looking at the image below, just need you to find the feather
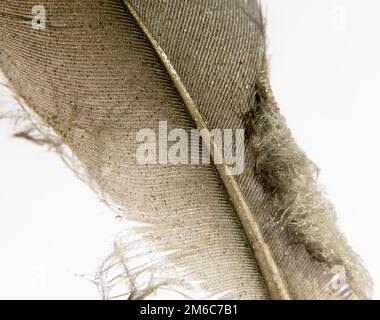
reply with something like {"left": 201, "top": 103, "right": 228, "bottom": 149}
{"left": 0, "top": 0, "right": 372, "bottom": 299}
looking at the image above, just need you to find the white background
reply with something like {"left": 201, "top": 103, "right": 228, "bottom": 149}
{"left": 0, "top": 0, "right": 379, "bottom": 299}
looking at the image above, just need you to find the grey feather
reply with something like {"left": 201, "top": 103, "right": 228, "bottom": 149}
{"left": 0, "top": 0, "right": 372, "bottom": 299}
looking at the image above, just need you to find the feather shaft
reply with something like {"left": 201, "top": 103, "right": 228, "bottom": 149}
{"left": 123, "top": 0, "right": 290, "bottom": 300}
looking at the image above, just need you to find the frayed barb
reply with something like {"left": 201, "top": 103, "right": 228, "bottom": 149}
{"left": 244, "top": 63, "right": 373, "bottom": 299}
{"left": 95, "top": 230, "right": 216, "bottom": 300}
